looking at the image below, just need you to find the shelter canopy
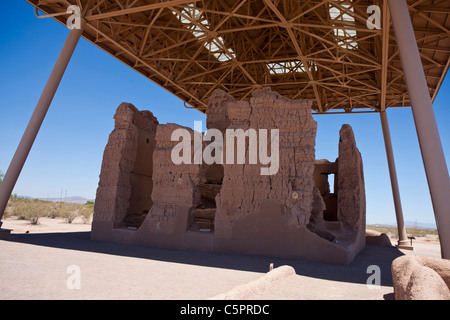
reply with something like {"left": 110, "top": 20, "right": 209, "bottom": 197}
{"left": 26, "top": 0, "right": 450, "bottom": 114}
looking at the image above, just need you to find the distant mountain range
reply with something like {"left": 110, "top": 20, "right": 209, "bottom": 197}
{"left": 404, "top": 220, "right": 437, "bottom": 230}
{"left": 17, "top": 195, "right": 94, "bottom": 204}
{"left": 369, "top": 220, "right": 437, "bottom": 230}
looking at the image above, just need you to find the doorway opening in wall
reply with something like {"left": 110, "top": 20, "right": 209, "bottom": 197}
{"left": 314, "top": 160, "right": 339, "bottom": 223}
{"left": 323, "top": 173, "right": 338, "bottom": 222}
{"left": 190, "top": 164, "right": 224, "bottom": 232}
{"left": 328, "top": 173, "right": 335, "bottom": 194}
{"left": 121, "top": 130, "right": 156, "bottom": 230}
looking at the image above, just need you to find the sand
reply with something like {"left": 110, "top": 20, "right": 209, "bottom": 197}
{"left": 2, "top": 216, "right": 91, "bottom": 234}
{"left": 0, "top": 217, "right": 442, "bottom": 300}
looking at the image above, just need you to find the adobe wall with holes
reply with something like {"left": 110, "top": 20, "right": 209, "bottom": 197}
{"left": 91, "top": 103, "right": 158, "bottom": 239}
{"left": 91, "top": 88, "right": 366, "bottom": 265}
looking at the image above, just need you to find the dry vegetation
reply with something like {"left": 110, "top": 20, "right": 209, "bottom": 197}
{"left": 367, "top": 224, "right": 438, "bottom": 239}
{"left": 3, "top": 196, "right": 437, "bottom": 240}
{"left": 4, "top": 197, "right": 93, "bottom": 225}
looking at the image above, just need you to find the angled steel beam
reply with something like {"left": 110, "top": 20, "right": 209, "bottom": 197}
{"left": 0, "top": 23, "right": 85, "bottom": 226}
{"left": 86, "top": 0, "right": 200, "bottom": 21}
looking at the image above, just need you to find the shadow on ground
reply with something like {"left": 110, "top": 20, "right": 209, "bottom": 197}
{"left": 4, "top": 231, "right": 403, "bottom": 287}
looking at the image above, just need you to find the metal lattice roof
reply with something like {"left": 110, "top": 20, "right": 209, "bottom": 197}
{"left": 25, "top": 0, "right": 450, "bottom": 114}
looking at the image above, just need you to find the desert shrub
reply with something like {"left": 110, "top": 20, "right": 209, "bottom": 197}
{"left": 4, "top": 201, "right": 14, "bottom": 219}
{"left": 27, "top": 200, "right": 47, "bottom": 225}
{"left": 64, "top": 210, "right": 79, "bottom": 224}
{"left": 11, "top": 199, "right": 33, "bottom": 220}
{"left": 6, "top": 198, "right": 94, "bottom": 225}
{"left": 60, "top": 203, "right": 93, "bottom": 224}
{"left": 367, "top": 225, "right": 438, "bottom": 239}
{"left": 27, "top": 211, "right": 41, "bottom": 225}
{"left": 60, "top": 203, "right": 80, "bottom": 223}
{"left": 79, "top": 205, "right": 93, "bottom": 224}
{"left": 10, "top": 199, "right": 44, "bottom": 225}
{"left": 45, "top": 202, "right": 62, "bottom": 219}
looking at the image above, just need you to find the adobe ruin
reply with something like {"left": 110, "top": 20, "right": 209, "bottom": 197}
{"left": 92, "top": 88, "right": 366, "bottom": 264}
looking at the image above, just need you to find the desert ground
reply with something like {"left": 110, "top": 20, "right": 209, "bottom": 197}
{"left": 0, "top": 217, "right": 442, "bottom": 300}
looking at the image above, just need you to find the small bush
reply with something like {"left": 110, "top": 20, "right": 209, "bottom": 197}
{"left": 28, "top": 211, "right": 41, "bottom": 225}
{"left": 59, "top": 203, "right": 78, "bottom": 224}
{"left": 11, "top": 199, "right": 33, "bottom": 220}
{"left": 9, "top": 199, "right": 44, "bottom": 225}
{"left": 5, "top": 198, "right": 94, "bottom": 225}
{"left": 80, "top": 205, "right": 93, "bottom": 224}
{"left": 46, "top": 203, "right": 62, "bottom": 219}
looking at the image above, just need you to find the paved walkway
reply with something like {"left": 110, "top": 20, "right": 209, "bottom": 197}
{"left": 0, "top": 229, "right": 440, "bottom": 300}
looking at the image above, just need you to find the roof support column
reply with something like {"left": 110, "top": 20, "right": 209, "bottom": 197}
{"left": 388, "top": 0, "right": 450, "bottom": 258}
{"left": 0, "top": 23, "right": 85, "bottom": 228}
{"left": 380, "top": 111, "right": 411, "bottom": 249}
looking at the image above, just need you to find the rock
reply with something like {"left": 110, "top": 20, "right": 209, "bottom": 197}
{"left": 209, "top": 265, "right": 296, "bottom": 300}
{"left": 391, "top": 255, "right": 450, "bottom": 300}
{"left": 366, "top": 229, "right": 393, "bottom": 247}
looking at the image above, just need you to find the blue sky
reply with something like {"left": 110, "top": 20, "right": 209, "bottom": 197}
{"left": 1, "top": 2, "right": 449, "bottom": 226}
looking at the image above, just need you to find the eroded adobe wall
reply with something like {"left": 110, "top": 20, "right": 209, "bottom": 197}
{"left": 214, "top": 87, "right": 316, "bottom": 238}
{"left": 92, "top": 103, "right": 158, "bottom": 238}
{"left": 337, "top": 124, "right": 366, "bottom": 231}
{"left": 309, "top": 125, "right": 366, "bottom": 248}
{"left": 138, "top": 123, "right": 204, "bottom": 234}
{"left": 206, "top": 89, "right": 233, "bottom": 132}
{"left": 92, "top": 90, "right": 366, "bottom": 264}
